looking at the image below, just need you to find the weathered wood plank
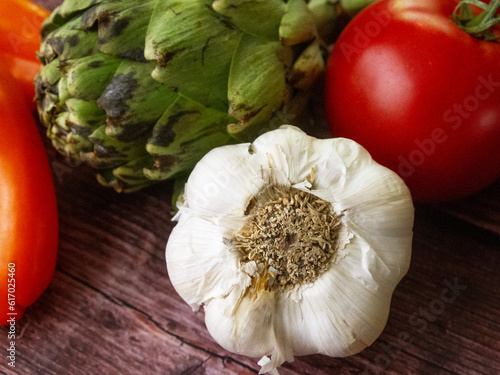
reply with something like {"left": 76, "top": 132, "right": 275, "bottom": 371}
{"left": 432, "top": 180, "right": 500, "bottom": 236}
{"left": 0, "top": 272, "right": 257, "bottom": 375}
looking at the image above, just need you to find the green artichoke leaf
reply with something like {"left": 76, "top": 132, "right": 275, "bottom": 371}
{"left": 279, "top": 0, "right": 317, "bottom": 46}
{"left": 39, "top": 17, "right": 99, "bottom": 64}
{"left": 39, "top": 81, "right": 104, "bottom": 164}
{"left": 47, "top": 98, "right": 105, "bottom": 161}
{"left": 35, "top": 60, "right": 63, "bottom": 127}
{"left": 37, "top": 91, "right": 60, "bottom": 130}
{"left": 65, "top": 98, "right": 107, "bottom": 131}
{"left": 82, "top": 0, "right": 157, "bottom": 62}
{"left": 145, "top": 0, "right": 240, "bottom": 112}
{"left": 340, "top": 0, "right": 378, "bottom": 16}
{"left": 56, "top": 75, "right": 71, "bottom": 104}
{"left": 55, "top": 0, "right": 103, "bottom": 19}
{"left": 96, "top": 154, "right": 156, "bottom": 193}
{"left": 81, "top": 125, "right": 150, "bottom": 169}
{"left": 212, "top": 0, "right": 285, "bottom": 40}
{"left": 35, "top": 58, "right": 62, "bottom": 100}
{"left": 227, "top": 33, "right": 293, "bottom": 141}
{"left": 288, "top": 40, "right": 325, "bottom": 91}
{"left": 37, "top": 58, "right": 62, "bottom": 87}
{"left": 41, "top": 0, "right": 104, "bottom": 36}
{"left": 144, "top": 95, "right": 235, "bottom": 181}
{"left": 308, "top": 0, "right": 339, "bottom": 43}
{"left": 64, "top": 52, "right": 122, "bottom": 101}
{"left": 96, "top": 59, "right": 178, "bottom": 143}
{"left": 51, "top": 111, "right": 94, "bottom": 162}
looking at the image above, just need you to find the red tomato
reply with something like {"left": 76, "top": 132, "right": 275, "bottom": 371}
{"left": 0, "top": 68, "right": 58, "bottom": 325}
{"left": 325, "top": 0, "right": 500, "bottom": 202}
{"left": 0, "top": 0, "right": 49, "bottom": 103}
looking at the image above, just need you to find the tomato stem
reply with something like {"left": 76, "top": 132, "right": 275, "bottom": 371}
{"left": 452, "top": 0, "right": 500, "bottom": 41}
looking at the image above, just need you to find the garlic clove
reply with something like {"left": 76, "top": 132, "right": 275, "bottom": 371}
{"left": 301, "top": 241, "right": 395, "bottom": 355}
{"left": 329, "top": 162, "right": 414, "bottom": 279}
{"left": 166, "top": 214, "right": 249, "bottom": 310}
{"left": 204, "top": 287, "right": 276, "bottom": 358}
{"left": 276, "top": 274, "right": 379, "bottom": 358}
{"left": 183, "top": 143, "right": 266, "bottom": 217}
{"left": 251, "top": 125, "right": 320, "bottom": 184}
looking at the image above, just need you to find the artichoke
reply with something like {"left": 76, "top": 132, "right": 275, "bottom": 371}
{"left": 35, "top": 0, "right": 339, "bottom": 192}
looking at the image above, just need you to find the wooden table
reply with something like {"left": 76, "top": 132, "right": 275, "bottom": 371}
{"left": 1, "top": 1, "right": 499, "bottom": 374}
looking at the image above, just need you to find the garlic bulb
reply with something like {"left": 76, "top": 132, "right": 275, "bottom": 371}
{"left": 166, "top": 125, "right": 414, "bottom": 374}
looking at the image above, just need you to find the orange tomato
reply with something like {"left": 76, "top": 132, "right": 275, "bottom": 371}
{"left": 0, "top": 68, "right": 58, "bottom": 325}
{"left": 0, "top": 0, "right": 49, "bottom": 103}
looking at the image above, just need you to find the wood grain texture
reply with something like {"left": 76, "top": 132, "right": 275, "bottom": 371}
{"left": 1, "top": 1, "right": 499, "bottom": 374}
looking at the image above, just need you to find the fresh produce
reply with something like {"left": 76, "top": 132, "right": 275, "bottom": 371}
{"left": 0, "top": 0, "right": 49, "bottom": 103}
{"left": 324, "top": 0, "right": 500, "bottom": 202}
{"left": 166, "top": 126, "right": 414, "bottom": 374}
{"left": 35, "top": 0, "right": 338, "bottom": 193}
{"left": 0, "top": 68, "right": 59, "bottom": 325}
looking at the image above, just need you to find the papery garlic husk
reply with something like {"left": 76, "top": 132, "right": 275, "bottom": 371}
{"left": 166, "top": 125, "right": 414, "bottom": 374}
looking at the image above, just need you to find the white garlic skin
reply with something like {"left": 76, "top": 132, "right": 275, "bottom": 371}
{"left": 166, "top": 125, "right": 414, "bottom": 373}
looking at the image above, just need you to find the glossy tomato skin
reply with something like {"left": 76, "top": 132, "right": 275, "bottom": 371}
{"left": 0, "top": 69, "right": 58, "bottom": 325}
{"left": 0, "top": 0, "right": 49, "bottom": 103}
{"left": 325, "top": 0, "right": 500, "bottom": 202}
